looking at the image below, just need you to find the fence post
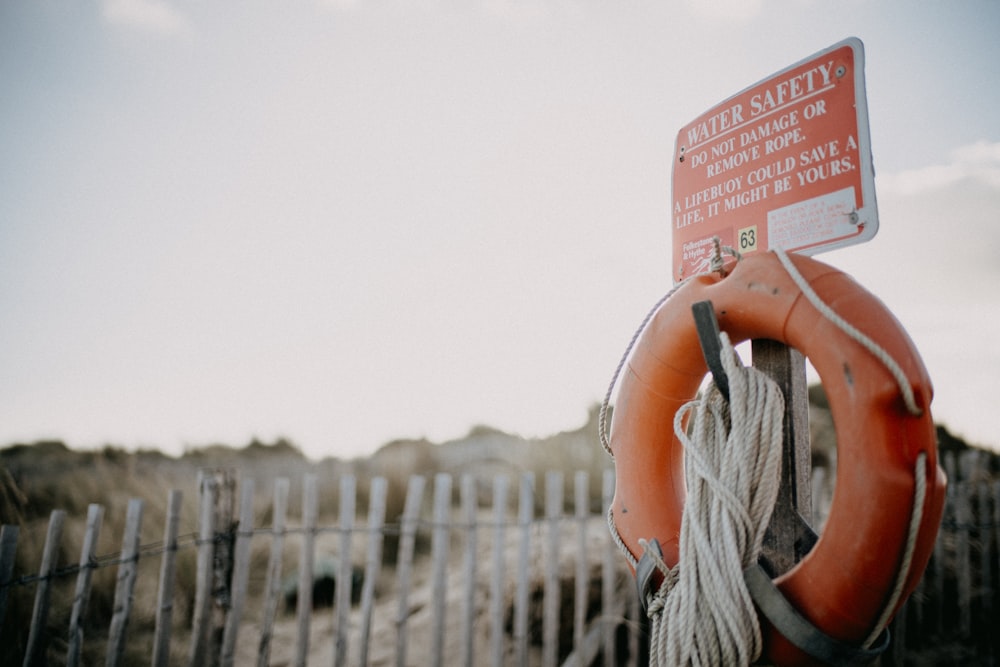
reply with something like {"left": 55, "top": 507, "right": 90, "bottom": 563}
{"left": 993, "top": 480, "right": 1000, "bottom": 661}
{"left": 977, "top": 479, "right": 992, "bottom": 619}
{"left": 394, "top": 474, "right": 426, "bottom": 667}
{"left": 221, "top": 479, "right": 255, "bottom": 667}
{"left": 257, "top": 478, "right": 290, "bottom": 667}
{"left": 334, "top": 474, "right": 356, "bottom": 667}
{"left": 430, "top": 473, "right": 453, "bottom": 666}
{"left": 24, "top": 509, "right": 65, "bottom": 667}
{"left": 574, "top": 471, "right": 588, "bottom": 667}
{"left": 152, "top": 489, "right": 183, "bottom": 667}
{"left": 460, "top": 474, "right": 477, "bottom": 667}
{"left": 294, "top": 473, "right": 318, "bottom": 667}
{"left": 514, "top": 472, "right": 534, "bottom": 666}
{"left": 753, "top": 341, "right": 812, "bottom": 574}
{"left": 543, "top": 471, "right": 564, "bottom": 667}
{"left": 601, "top": 469, "right": 617, "bottom": 667}
{"left": 955, "top": 480, "right": 972, "bottom": 638}
{"left": 358, "top": 476, "right": 388, "bottom": 667}
{"left": 188, "top": 469, "right": 238, "bottom": 667}
{"left": 490, "top": 476, "right": 509, "bottom": 667}
{"left": 67, "top": 503, "right": 104, "bottom": 667}
{"left": 0, "top": 524, "right": 19, "bottom": 631}
{"left": 212, "top": 470, "right": 237, "bottom": 661}
{"left": 106, "top": 498, "right": 144, "bottom": 667}
{"left": 932, "top": 451, "right": 954, "bottom": 637}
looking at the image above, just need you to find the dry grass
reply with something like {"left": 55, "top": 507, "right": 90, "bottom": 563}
{"left": 0, "top": 406, "right": 615, "bottom": 665}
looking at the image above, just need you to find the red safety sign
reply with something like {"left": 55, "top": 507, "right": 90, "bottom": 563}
{"left": 671, "top": 37, "right": 877, "bottom": 281}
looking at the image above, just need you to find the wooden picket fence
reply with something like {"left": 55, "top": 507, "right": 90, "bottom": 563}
{"left": 1, "top": 455, "right": 998, "bottom": 666}
{"left": 1, "top": 469, "right": 643, "bottom": 667}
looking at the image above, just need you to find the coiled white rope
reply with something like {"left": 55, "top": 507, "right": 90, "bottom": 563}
{"left": 642, "top": 332, "right": 785, "bottom": 666}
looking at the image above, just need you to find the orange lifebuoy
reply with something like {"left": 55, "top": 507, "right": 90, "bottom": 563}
{"left": 609, "top": 250, "right": 946, "bottom": 665}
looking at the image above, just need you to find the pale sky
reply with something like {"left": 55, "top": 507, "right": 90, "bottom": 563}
{"left": 2, "top": 0, "right": 998, "bottom": 459}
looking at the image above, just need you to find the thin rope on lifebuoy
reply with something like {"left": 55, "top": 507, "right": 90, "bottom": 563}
{"left": 599, "top": 239, "right": 740, "bottom": 459}
{"left": 772, "top": 246, "right": 922, "bottom": 416}
{"left": 864, "top": 450, "right": 927, "bottom": 647}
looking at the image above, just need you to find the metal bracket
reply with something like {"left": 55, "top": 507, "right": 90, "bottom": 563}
{"left": 744, "top": 562, "right": 890, "bottom": 665}
{"left": 635, "top": 538, "right": 663, "bottom": 616}
{"left": 691, "top": 300, "right": 730, "bottom": 402}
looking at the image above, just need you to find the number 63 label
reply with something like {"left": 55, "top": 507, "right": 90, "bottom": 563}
{"left": 738, "top": 225, "right": 758, "bottom": 253}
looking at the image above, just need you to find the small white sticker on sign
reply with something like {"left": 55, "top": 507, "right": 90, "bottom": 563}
{"left": 767, "top": 186, "right": 858, "bottom": 253}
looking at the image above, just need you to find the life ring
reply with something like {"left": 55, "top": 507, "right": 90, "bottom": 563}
{"left": 608, "top": 250, "right": 946, "bottom": 665}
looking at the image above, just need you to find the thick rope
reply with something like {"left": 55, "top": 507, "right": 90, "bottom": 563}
{"left": 642, "top": 332, "right": 785, "bottom": 666}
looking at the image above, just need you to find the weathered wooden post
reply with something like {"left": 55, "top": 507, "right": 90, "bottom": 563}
{"left": 107, "top": 499, "right": 144, "bottom": 667}
{"left": 257, "top": 478, "right": 290, "bottom": 667}
{"left": 0, "top": 524, "right": 19, "bottom": 631}
{"left": 67, "top": 503, "right": 105, "bottom": 667}
{"left": 220, "top": 479, "right": 255, "bottom": 667}
{"left": 753, "top": 341, "right": 814, "bottom": 574}
{"left": 293, "top": 473, "right": 317, "bottom": 667}
{"left": 189, "top": 468, "right": 237, "bottom": 667}
{"left": 393, "top": 474, "right": 426, "bottom": 667}
{"left": 24, "top": 509, "right": 65, "bottom": 667}
{"left": 152, "top": 489, "right": 183, "bottom": 667}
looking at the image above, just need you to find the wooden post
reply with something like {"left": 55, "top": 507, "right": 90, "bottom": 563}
{"left": 334, "top": 474, "right": 356, "bottom": 667}
{"left": 24, "top": 509, "right": 65, "bottom": 667}
{"left": 489, "top": 476, "right": 509, "bottom": 667}
{"left": 67, "top": 504, "right": 104, "bottom": 667}
{"left": 221, "top": 480, "right": 255, "bottom": 667}
{"left": 212, "top": 470, "right": 237, "bottom": 663}
{"left": 977, "top": 479, "right": 992, "bottom": 619}
{"left": 752, "top": 340, "right": 813, "bottom": 574}
{"left": 601, "top": 469, "right": 617, "bottom": 667}
{"left": 293, "top": 473, "right": 318, "bottom": 667}
{"left": 931, "top": 455, "right": 952, "bottom": 636}
{"left": 543, "top": 471, "right": 564, "bottom": 667}
{"left": 189, "top": 469, "right": 237, "bottom": 667}
{"left": 0, "top": 524, "right": 20, "bottom": 631}
{"left": 628, "top": 568, "right": 643, "bottom": 666}
{"left": 955, "top": 480, "right": 972, "bottom": 638}
{"left": 394, "top": 474, "right": 426, "bottom": 667}
{"left": 107, "top": 499, "right": 144, "bottom": 667}
{"left": 573, "top": 471, "right": 588, "bottom": 667}
{"left": 152, "top": 490, "right": 183, "bottom": 667}
{"left": 358, "top": 476, "right": 387, "bottom": 667}
{"left": 189, "top": 474, "right": 219, "bottom": 667}
{"left": 429, "top": 473, "right": 452, "bottom": 666}
{"left": 514, "top": 472, "right": 534, "bottom": 667}
{"left": 993, "top": 481, "right": 1000, "bottom": 660}
{"left": 257, "top": 478, "right": 290, "bottom": 667}
{"left": 459, "top": 475, "right": 478, "bottom": 667}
